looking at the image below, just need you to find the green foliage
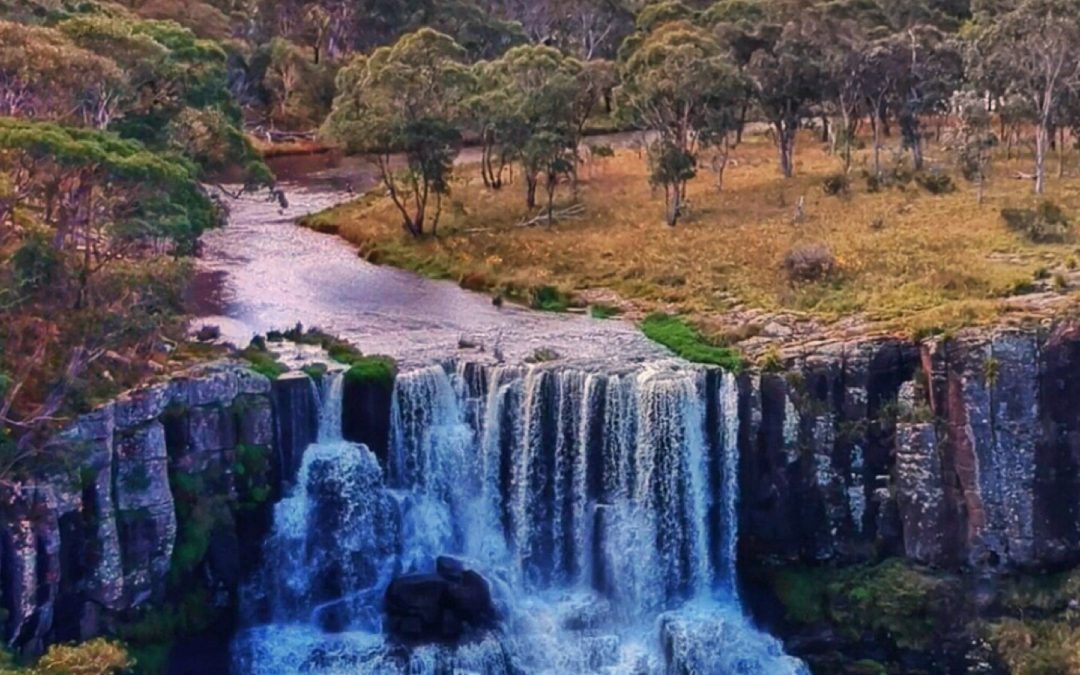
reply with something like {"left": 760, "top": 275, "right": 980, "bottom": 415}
{"left": 769, "top": 560, "right": 955, "bottom": 651}
{"left": 640, "top": 313, "right": 743, "bottom": 370}
{"left": 988, "top": 619, "right": 1080, "bottom": 675}
{"left": 233, "top": 444, "right": 272, "bottom": 508}
{"left": 1002, "top": 201, "right": 1072, "bottom": 243}
{"left": 237, "top": 344, "right": 287, "bottom": 380}
{"left": 530, "top": 285, "right": 571, "bottom": 312}
{"left": 322, "top": 28, "right": 470, "bottom": 236}
{"left": 589, "top": 304, "right": 623, "bottom": 319}
{"left": 344, "top": 356, "right": 398, "bottom": 391}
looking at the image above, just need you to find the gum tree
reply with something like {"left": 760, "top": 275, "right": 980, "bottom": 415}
{"left": 618, "top": 20, "right": 745, "bottom": 225}
{"left": 322, "top": 29, "right": 472, "bottom": 237}
{"left": 973, "top": 0, "right": 1080, "bottom": 194}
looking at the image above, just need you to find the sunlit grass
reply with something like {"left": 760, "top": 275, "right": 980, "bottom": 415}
{"left": 304, "top": 128, "right": 1080, "bottom": 342}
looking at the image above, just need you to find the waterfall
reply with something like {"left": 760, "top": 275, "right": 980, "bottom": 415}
{"left": 234, "top": 362, "right": 806, "bottom": 674}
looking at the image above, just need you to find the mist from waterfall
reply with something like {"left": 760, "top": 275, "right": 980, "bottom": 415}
{"left": 233, "top": 363, "right": 807, "bottom": 674}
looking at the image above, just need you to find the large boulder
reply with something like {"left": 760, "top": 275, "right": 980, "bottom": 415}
{"left": 383, "top": 556, "right": 497, "bottom": 644}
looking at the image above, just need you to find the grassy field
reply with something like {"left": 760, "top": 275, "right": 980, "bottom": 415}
{"left": 301, "top": 128, "right": 1080, "bottom": 348}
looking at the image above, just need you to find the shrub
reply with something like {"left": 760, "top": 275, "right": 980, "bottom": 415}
{"left": 914, "top": 171, "right": 956, "bottom": 195}
{"left": 863, "top": 171, "right": 882, "bottom": 193}
{"left": 640, "top": 314, "right": 743, "bottom": 371}
{"left": 530, "top": 285, "right": 570, "bottom": 312}
{"left": 1002, "top": 201, "right": 1072, "bottom": 243}
{"left": 32, "top": 638, "right": 132, "bottom": 675}
{"left": 783, "top": 243, "right": 837, "bottom": 282}
{"left": 590, "top": 304, "right": 623, "bottom": 319}
{"left": 822, "top": 172, "right": 850, "bottom": 196}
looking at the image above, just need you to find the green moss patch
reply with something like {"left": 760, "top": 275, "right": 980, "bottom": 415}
{"left": 237, "top": 345, "right": 287, "bottom": 379}
{"left": 344, "top": 356, "right": 398, "bottom": 391}
{"left": 640, "top": 313, "right": 743, "bottom": 371}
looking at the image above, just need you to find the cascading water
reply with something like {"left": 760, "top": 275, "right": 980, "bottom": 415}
{"left": 233, "top": 362, "right": 807, "bottom": 674}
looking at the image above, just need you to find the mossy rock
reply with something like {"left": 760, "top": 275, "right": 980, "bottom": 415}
{"left": 344, "top": 356, "right": 397, "bottom": 391}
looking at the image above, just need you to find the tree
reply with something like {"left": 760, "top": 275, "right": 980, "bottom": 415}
{"left": 951, "top": 90, "right": 996, "bottom": 204}
{"left": 747, "top": 20, "right": 829, "bottom": 178}
{"left": 322, "top": 29, "right": 471, "bottom": 237}
{"left": 973, "top": 0, "right": 1080, "bottom": 194}
{"left": 0, "top": 21, "right": 126, "bottom": 128}
{"left": 618, "top": 21, "right": 745, "bottom": 224}
{"left": 485, "top": 44, "right": 583, "bottom": 213}
{"left": 0, "top": 119, "right": 216, "bottom": 458}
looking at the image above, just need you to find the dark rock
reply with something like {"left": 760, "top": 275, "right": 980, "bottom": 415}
{"left": 384, "top": 560, "right": 497, "bottom": 645}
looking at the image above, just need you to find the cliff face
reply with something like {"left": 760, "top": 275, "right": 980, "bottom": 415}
{"left": 737, "top": 322, "right": 1080, "bottom": 572}
{"left": 8, "top": 322, "right": 1080, "bottom": 662}
{"left": 0, "top": 363, "right": 318, "bottom": 657}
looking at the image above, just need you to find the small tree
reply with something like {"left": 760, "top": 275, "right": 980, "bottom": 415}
{"left": 618, "top": 21, "right": 744, "bottom": 224}
{"left": 747, "top": 22, "right": 829, "bottom": 178}
{"left": 973, "top": 0, "right": 1080, "bottom": 194}
{"left": 322, "top": 29, "right": 471, "bottom": 237}
{"left": 485, "top": 44, "right": 583, "bottom": 213}
{"left": 951, "top": 91, "right": 996, "bottom": 204}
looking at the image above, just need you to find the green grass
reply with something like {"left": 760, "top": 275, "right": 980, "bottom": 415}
{"left": 237, "top": 345, "right": 287, "bottom": 379}
{"left": 590, "top": 304, "right": 623, "bottom": 319}
{"left": 530, "top": 285, "right": 571, "bottom": 312}
{"left": 640, "top": 313, "right": 743, "bottom": 371}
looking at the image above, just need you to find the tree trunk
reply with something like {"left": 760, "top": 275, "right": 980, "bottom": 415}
{"left": 777, "top": 120, "right": 796, "bottom": 179}
{"left": 546, "top": 173, "right": 557, "bottom": 225}
{"left": 871, "top": 112, "right": 883, "bottom": 178}
{"left": 1036, "top": 120, "right": 1048, "bottom": 195}
{"left": 526, "top": 175, "right": 538, "bottom": 208}
{"left": 666, "top": 184, "right": 681, "bottom": 227}
{"left": 1059, "top": 126, "right": 1067, "bottom": 180}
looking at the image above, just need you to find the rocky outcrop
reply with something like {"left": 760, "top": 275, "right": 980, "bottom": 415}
{"left": 384, "top": 556, "right": 497, "bottom": 644}
{"left": 0, "top": 362, "right": 318, "bottom": 656}
{"left": 738, "top": 321, "right": 1080, "bottom": 572}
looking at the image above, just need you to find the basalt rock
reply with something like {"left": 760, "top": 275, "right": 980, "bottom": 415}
{"left": 384, "top": 556, "right": 497, "bottom": 644}
{"left": 0, "top": 361, "right": 319, "bottom": 656}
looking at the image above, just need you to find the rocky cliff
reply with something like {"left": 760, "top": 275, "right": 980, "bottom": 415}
{"left": 0, "top": 363, "right": 318, "bottom": 661}
{"left": 734, "top": 322, "right": 1080, "bottom": 573}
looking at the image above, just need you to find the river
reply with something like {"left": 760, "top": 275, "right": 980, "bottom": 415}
{"left": 191, "top": 137, "right": 665, "bottom": 368}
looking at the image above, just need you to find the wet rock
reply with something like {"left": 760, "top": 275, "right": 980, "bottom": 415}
{"left": 384, "top": 557, "right": 497, "bottom": 644}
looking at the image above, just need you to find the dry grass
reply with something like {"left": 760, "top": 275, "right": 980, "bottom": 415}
{"left": 304, "top": 128, "right": 1080, "bottom": 341}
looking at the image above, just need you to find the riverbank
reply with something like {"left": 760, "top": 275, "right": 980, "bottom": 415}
{"left": 301, "top": 130, "right": 1080, "bottom": 357}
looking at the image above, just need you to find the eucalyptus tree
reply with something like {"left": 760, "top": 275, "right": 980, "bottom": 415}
{"left": 322, "top": 29, "right": 472, "bottom": 237}
{"left": 618, "top": 20, "right": 745, "bottom": 225}
{"left": 746, "top": 20, "right": 829, "bottom": 178}
{"left": 485, "top": 44, "right": 584, "bottom": 214}
{"left": 971, "top": 0, "right": 1080, "bottom": 194}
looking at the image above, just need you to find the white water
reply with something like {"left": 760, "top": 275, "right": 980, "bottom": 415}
{"left": 233, "top": 364, "right": 806, "bottom": 674}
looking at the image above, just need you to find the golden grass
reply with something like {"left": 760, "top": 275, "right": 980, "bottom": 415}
{"left": 304, "top": 129, "right": 1080, "bottom": 341}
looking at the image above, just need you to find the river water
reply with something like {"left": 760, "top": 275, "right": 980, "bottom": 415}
{"left": 191, "top": 141, "right": 666, "bottom": 368}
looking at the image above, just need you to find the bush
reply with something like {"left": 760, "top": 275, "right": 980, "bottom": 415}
{"left": 914, "top": 171, "right": 956, "bottom": 195}
{"left": 1002, "top": 201, "right": 1072, "bottom": 243}
{"left": 783, "top": 243, "right": 837, "bottom": 282}
{"left": 530, "top": 285, "right": 570, "bottom": 312}
{"left": 822, "top": 172, "right": 850, "bottom": 196}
